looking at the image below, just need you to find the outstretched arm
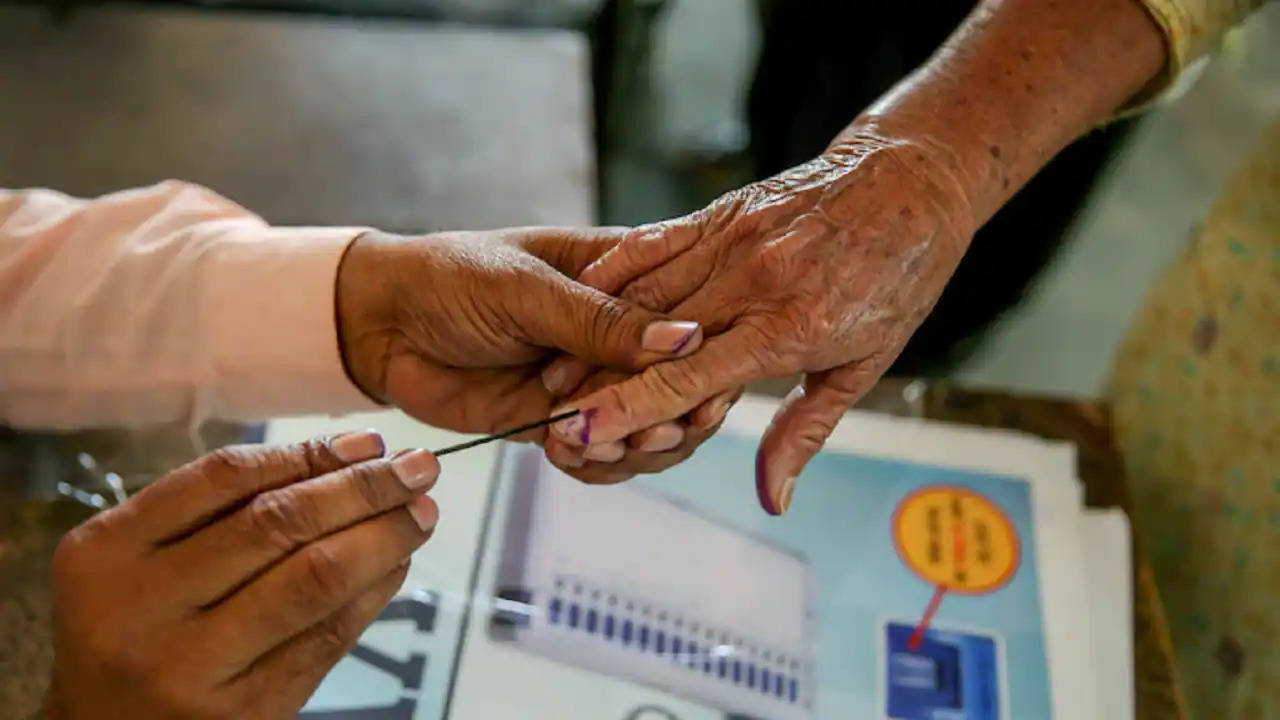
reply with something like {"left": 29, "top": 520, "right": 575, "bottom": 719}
{"left": 548, "top": 0, "right": 1262, "bottom": 513}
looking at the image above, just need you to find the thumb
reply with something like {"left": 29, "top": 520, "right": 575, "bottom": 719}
{"left": 755, "top": 364, "right": 870, "bottom": 515}
{"left": 523, "top": 272, "right": 704, "bottom": 371}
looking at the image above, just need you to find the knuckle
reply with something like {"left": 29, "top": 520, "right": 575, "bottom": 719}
{"left": 643, "top": 363, "right": 701, "bottom": 403}
{"left": 298, "top": 438, "right": 333, "bottom": 477}
{"left": 740, "top": 316, "right": 800, "bottom": 368}
{"left": 246, "top": 489, "right": 317, "bottom": 553}
{"left": 197, "top": 444, "right": 263, "bottom": 477}
{"left": 587, "top": 298, "right": 631, "bottom": 345}
{"left": 620, "top": 277, "right": 667, "bottom": 311}
{"left": 796, "top": 306, "right": 836, "bottom": 349}
{"left": 315, "top": 613, "right": 359, "bottom": 656}
{"left": 749, "top": 241, "right": 796, "bottom": 290}
{"left": 346, "top": 462, "right": 395, "bottom": 513}
{"left": 299, "top": 543, "right": 352, "bottom": 606}
{"left": 618, "top": 234, "right": 657, "bottom": 265}
{"left": 704, "top": 188, "right": 749, "bottom": 231}
{"left": 200, "top": 442, "right": 314, "bottom": 487}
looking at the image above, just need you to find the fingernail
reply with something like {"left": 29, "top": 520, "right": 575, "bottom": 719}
{"left": 583, "top": 441, "right": 626, "bottom": 463}
{"left": 329, "top": 430, "right": 385, "bottom": 463}
{"left": 642, "top": 321, "right": 701, "bottom": 356}
{"left": 776, "top": 476, "right": 797, "bottom": 514}
{"left": 634, "top": 423, "right": 684, "bottom": 452}
{"left": 541, "top": 362, "right": 568, "bottom": 395}
{"left": 407, "top": 495, "right": 438, "bottom": 531}
{"left": 552, "top": 406, "right": 595, "bottom": 446}
{"left": 699, "top": 397, "right": 733, "bottom": 430}
{"left": 391, "top": 449, "right": 440, "bottom": 491}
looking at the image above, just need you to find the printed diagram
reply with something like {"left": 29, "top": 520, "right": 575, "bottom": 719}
{"left": 883, "top": 486, "right": 1019, "bottom": 720}
{"left": 893, "top": 485, "right": 1020, "bottom": 597}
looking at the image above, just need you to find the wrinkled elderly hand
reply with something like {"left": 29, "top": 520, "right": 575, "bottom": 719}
{"left": 335, "top": 228, "right": 704, "bottom": 447}
{"left": 546, "top": 126, "right": 976, "bottom": 512}
{"left": 46, "top": 431, "right": 438, "bottom": 719}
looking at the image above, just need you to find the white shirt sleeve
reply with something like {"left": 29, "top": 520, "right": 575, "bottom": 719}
{"left": 0, "top": 180, "right": 380, "bottom": 429}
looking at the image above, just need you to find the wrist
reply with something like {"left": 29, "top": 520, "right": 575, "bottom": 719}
{"left": 824, "top": 123, "right": 980, "bottom": 255}
{"left": 836, "top": 0, "right": 1165, "bottom": 225}
{"left": 335, "top": 230, "right": 402, "bottom": 403}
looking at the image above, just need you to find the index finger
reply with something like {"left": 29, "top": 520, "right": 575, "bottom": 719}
{"left": 547, "top": 324, "right": 782, "bottom": 446}
{"left": 578, "top": 218, "right": 704, "bottom": 294}
{"left": 123, "top": 432, "right": 385, "bottom": 545}
{"left": 157, "top": 449, "right": 438, "bottom": 607}
{"left": 503, "top": 226, "right": 631, "bottom": 278}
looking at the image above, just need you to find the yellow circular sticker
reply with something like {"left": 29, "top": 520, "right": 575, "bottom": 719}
{"left": 892, "top": 485, "right": 1020, "bottom": 595}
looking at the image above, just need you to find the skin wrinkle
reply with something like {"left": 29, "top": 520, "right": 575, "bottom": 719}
{"left": 549, "top": 0, "right": 1167, "bottom": 511}
{"left": 559, "top": 133, "right": 969, "bottom": 442}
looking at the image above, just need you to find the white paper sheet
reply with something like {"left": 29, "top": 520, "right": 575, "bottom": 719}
{"left": 1080, "top": 509, "right": 1135, "bottom": 720}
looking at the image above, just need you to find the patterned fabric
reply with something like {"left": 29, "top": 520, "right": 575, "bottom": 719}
{"left": 1136, "top": 0, "right": 1268, "bottom": 88}
{"left": 1111, "top": 118, "right": 1280, "bottom": 719}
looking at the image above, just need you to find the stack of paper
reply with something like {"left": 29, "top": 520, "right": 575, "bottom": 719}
{"left": 268, "top": 393, "right": 1133, "bottom": 720}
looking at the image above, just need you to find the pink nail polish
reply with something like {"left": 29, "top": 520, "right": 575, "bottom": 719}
{"left": 329, "top": 429, "right": 385, "bottom": 463}
{"left": 777, "top": 476, "right": 797, "bottom": 513}
{"left": 541, "top": 362, "right": 567, "bottom": 396}
{"left": 641, "top": 321, "right": 701, "bottom": 355}
{"left": 408, "top": 496, "right": 438, "bottom": 531}
{"left": 391, "top": 449, "right": 439, "bottom": 491}
{"left": 583, "top": 441, "right": 626, "bottom": 463}
{"left": 636, "top": 424, "right": 684, "bottom": 452}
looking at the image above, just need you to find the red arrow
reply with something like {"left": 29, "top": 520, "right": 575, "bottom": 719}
{"left": 908, "top": 584, "right": 947, "bottom": 651}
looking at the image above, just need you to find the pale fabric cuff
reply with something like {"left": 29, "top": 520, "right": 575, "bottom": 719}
{"left": 200, "top": 224, "right": 382, "bottom": 421}
{"left": 1121, "top": 0, "right": 1256, "bottom": 116}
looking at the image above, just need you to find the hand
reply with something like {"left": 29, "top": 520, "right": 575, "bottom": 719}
{"left": 541, "top": 0, "right": 1168, "bottom": 511}
{"left": 542, "top": 367, "right": 742, "bottom": 485}
{"left": 45, "top": 431, "right": 440, "bottom": 719}
{"left": 335, "top": 227, "right": 703, "bottom": 443}
{"left": 545, "top": 127, "right": 976, "bottom": 513}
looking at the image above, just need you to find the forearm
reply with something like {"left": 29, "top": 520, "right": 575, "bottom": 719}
{"left": 838, "top": 0, "right": 1167, "bottom": 228}
{"left": 0, "top": 182, "right": 376, "bottom": 429}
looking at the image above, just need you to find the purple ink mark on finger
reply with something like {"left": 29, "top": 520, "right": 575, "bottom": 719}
{"left": 579, "top": 408, "right": 597, "bottom": 445}
{"left": 671, "top": 326, "right": 699, "bottom": 354}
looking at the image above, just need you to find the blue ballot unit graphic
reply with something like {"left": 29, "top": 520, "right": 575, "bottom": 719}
{"left": 883, "top": 622, "right": 1002, "bottom": 720}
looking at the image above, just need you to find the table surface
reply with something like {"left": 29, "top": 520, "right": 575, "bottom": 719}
{"left": 0, "top": 380, "right": 1184, "bottom": 719}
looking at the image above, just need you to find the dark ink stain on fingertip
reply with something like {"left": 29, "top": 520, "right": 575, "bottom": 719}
{"left": 672, "top": 327, "right": 699, "bottom": 354}
{"left": 580, "top": 408, "right": 597, "bottom": 445}
{"left": 754, "top": 448, "right": 771, "bottom": 511}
